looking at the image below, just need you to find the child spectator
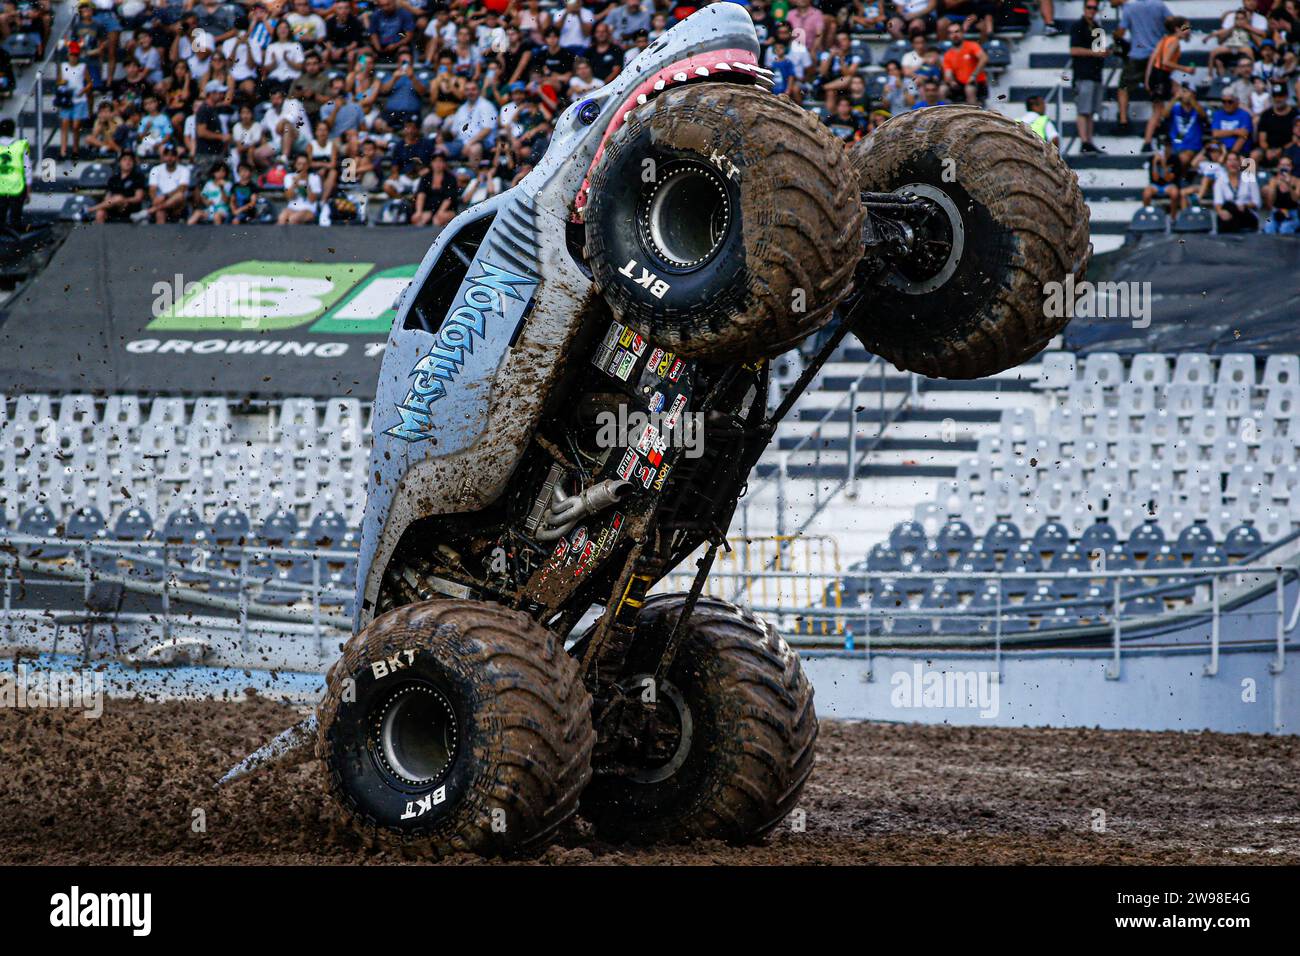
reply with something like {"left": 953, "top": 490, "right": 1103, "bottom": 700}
{"left": 230, "top": 163, "right": 260, "bottom": 223}
{"left": 279, "top": 153, "right": 322, "bottom": 223}
{"left": 188, "top": 160, "right": 233, "bottom": 223}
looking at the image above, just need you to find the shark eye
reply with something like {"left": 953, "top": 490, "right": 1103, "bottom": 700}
{"left": 577, "top": 100, "right": 601, "bottom": 125}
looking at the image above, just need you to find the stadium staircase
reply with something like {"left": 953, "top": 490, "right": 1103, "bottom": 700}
{"left": 990, "top": 0, "right": 1244, "bottom": 252}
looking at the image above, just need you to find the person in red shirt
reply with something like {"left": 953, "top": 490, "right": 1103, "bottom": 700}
{"left": 940, "top": 20, "right": 988, "bottom": 104}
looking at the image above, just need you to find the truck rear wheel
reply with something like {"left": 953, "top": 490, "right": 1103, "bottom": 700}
{"left": 584, "top": 83, "right": 862, "bottom": 363}
{"left": 847, "top": 105, "right": 1090, "bottom": 379}
{"left": 316, "top": 599, "right": 594, "bottom": 856}
{"left": 579, "top": 595, "right": 817, "bottom": 845}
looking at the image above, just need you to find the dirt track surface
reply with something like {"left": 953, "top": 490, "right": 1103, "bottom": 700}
{"left": 2, "top": 695, "right": 1298, "bottom": 865}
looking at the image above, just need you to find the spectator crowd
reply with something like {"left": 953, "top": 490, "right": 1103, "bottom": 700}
{"left": 17, "top": 0, "right": 1048, "bottom": 226}
{"left": 1086, "top": 0, "right": 1300, "bottom": 234}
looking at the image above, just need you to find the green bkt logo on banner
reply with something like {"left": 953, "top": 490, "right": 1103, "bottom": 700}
{"left": 146, "top": 260, "right": 417, "bottom": 333}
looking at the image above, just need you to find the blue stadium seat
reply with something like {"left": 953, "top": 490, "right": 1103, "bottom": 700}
{"left": 1004, "top": 543, "right": 1042, "bottom": 574}
{"left": 111, "top": 507, "right": 162, "bottom": 581}
{"left": 870, "top": 584, "right": 906, "bottom": 635}
{"left": 867, "top": 542, "right": 903, "bottom": 573}
{"left": 1172, "top": 205, "right": 1214, "bottom": 234}
{"left": 1049, "top": 545, "right": 1090, "bottom": 574}
{"left": 1123, "top": 595, "right": 1163, "bottom": 616}
{"left": 1174, "top": 524, "right": 1215, "bottom": 562}
{"left": 984, "top": 37, "right": 1011, "bottom": 67}
{"left": 1031, "top": 521, "right": 1070, "bottom": 561}
{"left": 889, "top": 520, "right": 928, "bottom": 555}
{"left": 838, "top": 560, "right": 870, "bottom": 605}
{"left": 1097, "top": 545, "right": 1136, "bottom": 572}
{"left": 916, "top": 548, "right": 950, "bottom": 573}
{"left": 1126, "top": 205, "right": 1169, "bottom": 240}
{"left": 258, "top": 509, "right": 300, "bottom": 547}
{"left": 60, "top": 195, "right": 95, "bottom": 222}
{"left": 378, "top": 199, "right": 411, "bottom": 225}
{"left": 1124, "top": 522, "right": 1166, "bottom": 561}
{"left": 112, "top": 507, "right": 154, "bottom": 540}
{"left": 17, "top": 504, "right": 64, "bottom": 559}
{"left": 1191, "top": 544, "right": 1227, "bottom": 568}
{"left": 936, "top": 519, "right": 974, "bottom": 555}
{"left": 305, "top": 509, "right": 350, "bottom": 548}
{"left": 1222, "top": 524, "right": 1262, "bottom": 560}
{"left": 2, "top": 34, "right": 41, "bottom": 63}
{"left": 163, "top": 508, "right": 213, "bottom": 583}
{"left": 1078, "top": 522, "right": 1119, "bottom": 556}
{"left": 1052, "top": 573, "right": 1087, "bottom": 600}
{"left": 984, "top": 520, "right": 1022, "bottom": 553}
{"left": 258, "top": 559, "right": 311, "bottom": 606}
{"left": 66, "top": 506, "right": 106, "bottom": 541}
{"left": 66, "top": 506, "right": 113, "bottom": 572}
{"left": 956, "top": 544, "right": 995, "bottom": 574}
{"left": 1145, "top": 546, "right": 1192, "bottom": 599}
{"left": 211, "top": 507, "right": 252, "bottom": 547}
{"left": 1001, "top": 572, "right": 1036, "bottom": 600}
{"left": 882, "top": 38, "right": 911, "bottom": 64}
{"left": 78, "top": 163, "right": 112, "bottom": 190}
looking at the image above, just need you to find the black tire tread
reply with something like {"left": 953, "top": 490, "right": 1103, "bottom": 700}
{"left": 316, "top": 599, "right": 595, "bottom": 855}
{"left": 850, "top": 105, "right": 1090, "bottom": 379}
{"left": 585, "top": 83, "right": 863, "bottom": 361}
{"left": 583, "top": 594, "right": 818, "bottom": 845}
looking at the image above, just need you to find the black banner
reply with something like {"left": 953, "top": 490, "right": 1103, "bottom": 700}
{"left": 1065, "top": 234, "right": 1300, "bottom": 355}
{"left": 0, "top": 225, "right": 437, "bottom": 399}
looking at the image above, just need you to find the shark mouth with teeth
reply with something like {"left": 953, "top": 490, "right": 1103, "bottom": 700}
{"left": 573, "top": 51, "right": 775, "bottom": 216}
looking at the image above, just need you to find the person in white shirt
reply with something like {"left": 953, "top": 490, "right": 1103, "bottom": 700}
{"left": 279, "top": 153, "right": 323, "bottom": 223}
{"left": 145, "top": 144, "right": 192, "bottom": 222}
{"left": 442, "top": 81, "right": 499, "bottom": 165}
{"left": 222, "top": 31, "right": 265, "bottom": 98}
{"left": 58, "top": 43, "right": 93, "bottom": 160}
{"left": 1212, "top": 150, "right": 1261, "bottom": 232}
{"left": 556, "top": 0, "right": 593, "bottom": 49}
{"left": 568, "top": 58, "right": 605, "bottom": 98}
{"left": 286, "top": 0, "right": 327, "bottom": 44}
{"left": 261, "top": 89, "right": 309, "bottom": 162}
{"left": 264, "top": 20, "right": 305, "bottom": 89}
{"left": 230, "top": 103, "right": 267, "bottom": 172}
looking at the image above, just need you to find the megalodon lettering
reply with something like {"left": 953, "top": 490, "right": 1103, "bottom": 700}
{"left": 386, "top": 261, "right": 537, "bottom": 442}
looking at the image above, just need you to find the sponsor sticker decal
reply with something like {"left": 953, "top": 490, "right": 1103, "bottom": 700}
{"left": 616, "top": 449, "right": 637, "bottom": 480}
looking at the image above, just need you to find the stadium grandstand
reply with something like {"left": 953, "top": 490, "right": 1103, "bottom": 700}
{"left": 1, "top": 0, "right": 1297, "bottom": 733}
{"left": 3, "top": 0, "right": 1298, "bottom": 248}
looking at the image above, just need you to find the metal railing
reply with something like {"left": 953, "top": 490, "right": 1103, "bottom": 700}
{"left": 0, "top": 532, "right": 354, "bottom": 655}
{"left": 740, "top": 353, "right": 916, "bottom": 542}
{"left": 692, "top": 561, "right": 1295, "bottom": 678}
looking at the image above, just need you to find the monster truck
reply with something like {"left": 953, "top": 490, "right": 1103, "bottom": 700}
{"left": 226, "top": 4, "right": 1089, "bottom": 854}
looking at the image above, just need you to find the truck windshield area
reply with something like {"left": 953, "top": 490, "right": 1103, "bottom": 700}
{"left": 404, "top": 212, "right": 498, "bottom": 334}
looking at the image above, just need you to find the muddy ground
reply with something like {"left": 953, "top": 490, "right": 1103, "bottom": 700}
{"left": 2, "top": 694, "right": 1297, "bottom": 865}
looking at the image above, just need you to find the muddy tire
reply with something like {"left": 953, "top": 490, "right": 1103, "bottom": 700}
{"left": 847, "top": 105, "right": 1090, "bottom": 379}
{"left": 579, "top": 595, "right": 817, "bottom": 844}
{"left": 316, "top": 599, "right": 594, "bottom": 856}
{"left": 584, "top": 82, "right": 862, "bottom": 362}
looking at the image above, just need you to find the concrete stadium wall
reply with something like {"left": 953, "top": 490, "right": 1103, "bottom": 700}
{"left": 803, "top": 644, "right": 1297, "bottom": 735}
